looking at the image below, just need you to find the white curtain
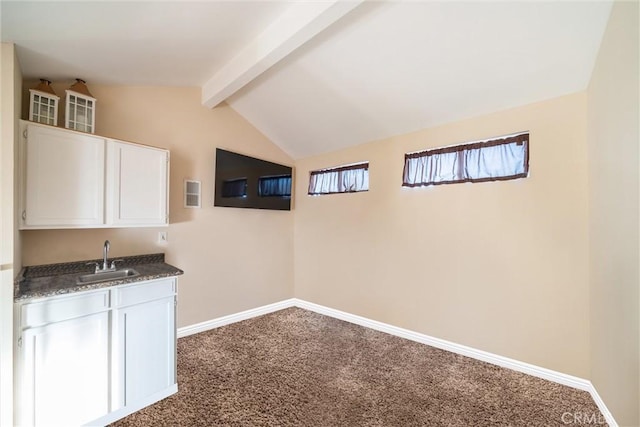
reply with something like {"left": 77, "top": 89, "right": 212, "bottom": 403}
{"left": 403, "top": 150, "right": 461, "bottom": 186}
{"left": 308, "top": 164, "right": 369, "bottom": 195}
{"left": 403, "top": 134, "right": 529, "bottom": 187}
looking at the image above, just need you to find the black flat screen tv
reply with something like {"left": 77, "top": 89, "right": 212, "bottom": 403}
{"left": 214, "top": 148, "right": 292, "bottom": 211}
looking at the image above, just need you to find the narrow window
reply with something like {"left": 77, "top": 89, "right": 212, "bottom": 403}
{"left": 259, "top": 175, "right": 292, "bottom": 197}
{"left": 308, "top": 162, "right": 369, "bottom": 195}
{"left": 402, "top": 133, "right": 529, "bottom": 187}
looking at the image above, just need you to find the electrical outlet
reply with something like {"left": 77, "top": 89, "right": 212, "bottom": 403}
{"left": 158, "top": 231, "right": 168, "bottom": 243}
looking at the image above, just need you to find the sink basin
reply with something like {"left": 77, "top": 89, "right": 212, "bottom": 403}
{"left": 77, "top": 268, "right": 140, "bottom": 284}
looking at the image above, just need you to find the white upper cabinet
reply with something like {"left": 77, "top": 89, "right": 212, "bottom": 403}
{"left": 20, "top": 121, "right": 169, "bottom": 229}
{"left": 107, "top": 141, "right": 168, "bottom": 226}
{"left": 23, "top": 123, "right": 105, "bottom": 227}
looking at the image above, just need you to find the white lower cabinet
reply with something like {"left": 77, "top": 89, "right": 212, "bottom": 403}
{"left": 117, "top": 297, "right": 175, "bottom": 405}
{"left": 113, "top": 280, "right": 176, "bottom": 409}
{"left": 15, "top": 278, "right": 178, "bottom": 427}
{"left": 21, "top": 312, "right": 110, "bottom": 427}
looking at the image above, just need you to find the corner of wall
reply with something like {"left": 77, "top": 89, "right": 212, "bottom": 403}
{"left": 586, "top": 1, "right": 640, "bottom": 425}
{"left": 13, "top": 45, "right": 23, "bottom": 274}
{"left": 0, "top": 40, "right": 22, "bottom": 427}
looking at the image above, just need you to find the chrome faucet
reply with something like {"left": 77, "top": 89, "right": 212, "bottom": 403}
{"left": 86, "top": 240, "right": 123, "bottom": 273}
{"left": 102, "top": 240, "right": 110, "bottom": 271}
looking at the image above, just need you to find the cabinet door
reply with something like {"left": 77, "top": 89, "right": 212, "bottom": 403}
{"left": 116, "top": 296, "right": 175, "bottom": 407}
{"left": 18, "top": 312, "right": 110, "bottom": 427}
{"left": 23, "top": 124, "right": 105, "bottom": 227}
{"left": 107, "top": 141, "right": 168, "bottom": 226}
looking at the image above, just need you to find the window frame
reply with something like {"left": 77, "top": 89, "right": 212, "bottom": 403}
{"left": 402, "top": 133, "right": 529, "bottom": 187}
{"left": 308, "top": 162, "right": 369, "bottom": 196}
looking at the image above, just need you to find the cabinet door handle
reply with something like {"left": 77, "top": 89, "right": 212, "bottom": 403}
{"left": 22, "top": 211, "right": 26, "bottom": 220}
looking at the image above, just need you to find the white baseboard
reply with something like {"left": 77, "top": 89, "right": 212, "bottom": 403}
{"left": 293, "top": 299, "right": 618, "bottom": 427}
{"left": 177, "top": 298, "right": 618, "bottom": 426}
{"left": 295, "top": 299, "right": 590, "bottom": 387}
{"left": 586, "top": 383, "right": 618, "bottom": 427}
{"left": 89, "top": 384, "right": 177, "bottom": 426}
{"left": 177, "top": 298, "right": 296, "bottom": 338}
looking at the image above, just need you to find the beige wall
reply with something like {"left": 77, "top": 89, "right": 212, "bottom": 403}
{"left": 587, "top": 1, "right": 639, "bottom": 425}
{"left": 19, "top": 84, "right": 294, "bottom": 328}
{"left": 1, "top": 42, "right": 22, "bottom": 427}
{"left": 294, "top": 93, "right": 591, "bottom": 378}
{"left": 13, "top": 5, "right": 638, "bottom": 421}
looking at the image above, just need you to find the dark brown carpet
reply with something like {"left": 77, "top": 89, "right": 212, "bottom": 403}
{"left": 112, "top": 307, "right": 606, "bottom": 426}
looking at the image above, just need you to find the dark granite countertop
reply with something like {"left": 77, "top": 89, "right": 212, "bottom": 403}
{"left": 14, "top": 253, "right": 183, "bottom": 302}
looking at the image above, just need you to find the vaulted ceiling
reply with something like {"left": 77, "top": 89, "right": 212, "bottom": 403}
{"left": 1, "top": 1, "right": 613, "bottom": 159}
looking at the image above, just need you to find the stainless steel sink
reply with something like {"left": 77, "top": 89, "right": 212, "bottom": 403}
{"left": 77, "top": 268, "right": 140, "bottom": 284}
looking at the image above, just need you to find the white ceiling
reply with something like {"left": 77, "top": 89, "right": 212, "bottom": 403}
{"left": 1, "top": 1, "right": 613, "bottom": 159}
{"left": 0, "top": 1, "right": 290, "bottom": 86}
